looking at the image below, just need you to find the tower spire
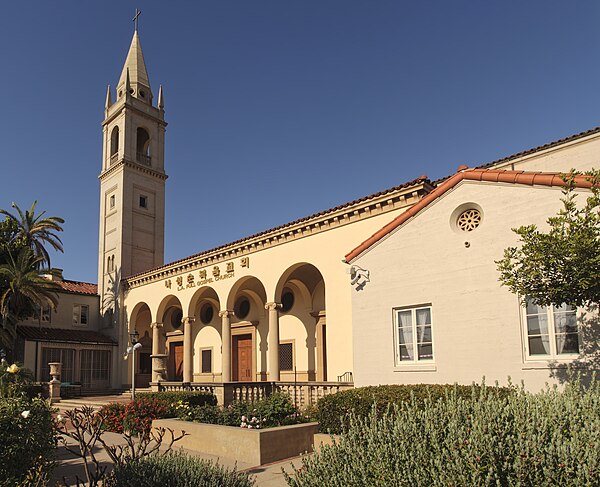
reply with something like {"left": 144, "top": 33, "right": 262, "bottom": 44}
{"left": 105, "top": 85, "right": 112, "bottom": 110}
{"left": 117, "top": 29, "right": 152, "bottom": 104}
{"left": 158, "top": 84, "right": 164, "bottom": 110}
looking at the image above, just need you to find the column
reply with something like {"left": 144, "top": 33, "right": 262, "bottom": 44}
{"left": 266, "top": 302, "right": 282, "bottom": 382}
{"left": 219, "top": 310, "right": 233, "bottom": 382}
{"left": 150, "top": 322, "right": 165, "bottom": 384}
{"left": 183, "top": 317, "right": 195, "bottom": 383}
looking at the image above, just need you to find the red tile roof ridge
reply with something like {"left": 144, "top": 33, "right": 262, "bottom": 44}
{"left": 345, "top": 169, "right": 596, "bottom": 263}
{"left": 126, "top": 175, "right": 431, "bottom": 281}
{"left": 57, "top": 280, "right": 98, "bottom": 295}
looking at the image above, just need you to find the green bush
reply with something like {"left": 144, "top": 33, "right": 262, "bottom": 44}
{"left": 136, "top": 391, "right": 216, "bottom": 416}
{"left": 183, "top": 392, "right": 307, "bottom": 428}
{"left": 317, "top": 383, "right": 510, "bottom": 434}
{"left": 99, "top": 402, "right": 127, "bottom": 433}
{"left": 286, "top": 381, "right": 600, "bottom": 486}
{"left": 0, "top": 361, "right": 35, "bottom": 398}
{"left": 106, "top": 451, "right": 255, "bottom": 486}
{"left": 123, "top": 396, "right": 168, "bottom": 436}
{"left": 0, "top": 396, "right": 58, "bottom": 486}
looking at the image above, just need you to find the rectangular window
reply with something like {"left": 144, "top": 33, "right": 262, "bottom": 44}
{"left": 279, "top": 342, "right": 294, "bottom": 371}
{"left": 41, "top": 348, "right": 75, "bottom": 382}
{"left": 394, "top": 305, "right": 433, "bottom": 364}
{"left": 73, "top": 305, "right": 89, "bottom": 326}
{"left": 109, "top": 194, "right": 115, "bottom": 209}
{"left": 32, "top": 304, "right": 51, "bottom": 323}
{"left": 524, "top": 299, "right": 579, "bottom": 358}
{"left": 139, "top": 195, "right": 148, "bottom": 208}
{"left": 80, "top": 350, "right": 111, "bottom": 389}
{"left": 201, "top": 349, "right": 212, "bottom": 374}
{"left": 139, "top": 352, "right": 152, "bottom": 374}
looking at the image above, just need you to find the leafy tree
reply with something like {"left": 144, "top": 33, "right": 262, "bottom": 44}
{"left": 0, "top": 201, "right": 64, "bottom": 268}
{"left": 496, "top": 170, "right": 600, "bottom": 308}
{"left": 0, "top": 249, "right": 59, "bottom": 349}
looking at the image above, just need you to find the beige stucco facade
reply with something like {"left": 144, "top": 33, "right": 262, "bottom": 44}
{"left": 349, "top": 153, "right": 599, "bottom": 389}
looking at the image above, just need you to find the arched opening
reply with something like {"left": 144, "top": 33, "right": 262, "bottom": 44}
{"left": 110, "top": 126, "right": 119, "bottom": 157}
{"left": 136, "top": 127, "right": 151, "bottom": 165}
{"left": 157, "top": 295, "right": 184, "bottom": 381}
{"left": 275, "top": 263, "right": 326, "bottom": 381}
{"left": 188, "top": 287, "right": 221, "bottom": 382}
{"left": 227, "top": 276, "right": 268, "bottom": 382}
{"left": 128, "top": 302, "right": 153, "bottom": 388}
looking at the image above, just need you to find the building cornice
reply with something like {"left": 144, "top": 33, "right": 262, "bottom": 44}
{"left": 102, "top": 99, "right": 167, "bottom": 128}
{"left": 98, "top": 158, "right": 168, "bottom": 182}
{"left": 125, "top": 178, "right": 433, "bottom": 289}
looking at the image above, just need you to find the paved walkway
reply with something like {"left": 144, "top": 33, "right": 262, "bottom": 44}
{"left": 52, "top": 430, "right": 300, "bottom": 486}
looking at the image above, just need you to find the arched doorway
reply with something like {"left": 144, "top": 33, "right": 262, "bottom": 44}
{"left": 157, "top": 295, "right": 184, "bottom": 381}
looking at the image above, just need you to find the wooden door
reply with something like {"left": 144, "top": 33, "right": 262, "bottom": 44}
{"left": 232, "top": 334, "right": 253, "bottom": 382}
{"left": 170, "top": 342, "right": 184, "bottom": 381}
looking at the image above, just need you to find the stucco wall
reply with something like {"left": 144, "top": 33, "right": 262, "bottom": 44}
{"left": 351, "top": 181, "right": 596, "bottom": 390}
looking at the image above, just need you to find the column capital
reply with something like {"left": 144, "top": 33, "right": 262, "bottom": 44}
{"left": 182, "top": 316, "right": 195, "bottom": 325}
{"left": 219, "top": 310, "right": 234, "bottom": 318}
{"left": 150, "top": 322, "right": 163, "bottom": 329}
{"left": 265, "top": 302, "right": 282, "bottom": 311}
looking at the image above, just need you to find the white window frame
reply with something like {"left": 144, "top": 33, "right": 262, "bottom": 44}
{"left": 392, "top": 305, "right": 434, "bottom": 365}
{"left": 73, "top": 304, "right": 89, "bottom": 326}
{"left": 522, "top": 299, "right": 581, "bottom": 361}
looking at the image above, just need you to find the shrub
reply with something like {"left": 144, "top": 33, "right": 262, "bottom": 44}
{"left": 286, "top": 381, "right": 600, "bottom": 486}
{"left": 106, "top": 451, "right": 255, "bottom": 486}
{"left": 136, "top": 391, "right": 216, "bottom": 416}
{"left": 183, "top": 392, "right": 307, "bottom": 428}
{"left": 0, "top": 361, "right": 35, "bottom": 398}
{"left": 99, "top": 402, "right": 127, "bottom": 433}
{"left": 0, "top": 396, "right": 58, "bottom": 486}
{"left": 317, "top": 383, "right": 510, "bottom": 434}
{"left": 123, "top": 397, "right": 168, "bottom": 436}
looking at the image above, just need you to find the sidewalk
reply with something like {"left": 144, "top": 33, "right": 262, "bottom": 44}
{"left": 52, "top": 431, "right": 300, "bottom": 486}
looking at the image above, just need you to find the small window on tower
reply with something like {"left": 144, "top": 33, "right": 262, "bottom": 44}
{"left": 139, "top": 195, "right": 148, "bottom": 208}
{"left": 109, "top": 195, "right": 115, "bottom": 209}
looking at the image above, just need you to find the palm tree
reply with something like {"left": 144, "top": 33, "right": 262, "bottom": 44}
{"left": 0, "top": 201, "right": 64, "bottom": 268}
{"left": 0, "top": 249, "right": 59, "bottom": 349}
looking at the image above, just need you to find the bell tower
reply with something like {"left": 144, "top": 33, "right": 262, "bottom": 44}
{"left": 98, "top": 28, "right": 167, "bottom": 323}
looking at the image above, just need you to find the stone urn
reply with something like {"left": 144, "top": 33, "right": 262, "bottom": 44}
{"left": 151, "top": 353, "right": 168, "bottom": 382}
{"left": 48, "top": 362, "right": 62, "bottom": 383}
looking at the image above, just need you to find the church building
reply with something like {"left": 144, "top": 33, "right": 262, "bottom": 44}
{"left": 16, "top": 27, "right": 600, "bottom": 398}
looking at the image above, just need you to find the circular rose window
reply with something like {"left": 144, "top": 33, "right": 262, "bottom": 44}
{"left": 456, "top": 209, "right": 481, "bottom": 232}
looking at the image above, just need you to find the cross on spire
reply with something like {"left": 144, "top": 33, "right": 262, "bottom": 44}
{"left": 132, "top": 8, "right": 141, "bottom": 32}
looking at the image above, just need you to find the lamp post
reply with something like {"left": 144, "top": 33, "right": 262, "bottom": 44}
{"left": 129, "top": 329, "right": 140, "bottom": 401}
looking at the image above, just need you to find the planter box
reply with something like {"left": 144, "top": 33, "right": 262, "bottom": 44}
{"left": 152, "top": 419, "right": 319, "bottom": 466}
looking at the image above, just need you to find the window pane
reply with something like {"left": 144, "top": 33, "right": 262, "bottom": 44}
{"left": 398, "top": 325, "right": 413, "bottom": 345}
{"left": 201, "top": 349, "right": 212, "bottom": 373}
{"left": 526, "top": 299, "right": 546, "bottom": 315}
{"left": 527, "top": 314, "right": 548, "bottom": 335}
{"left": 554, "top": 311, "right": 577, "bottom": 334}
{"left": 399, "top": 344, "right": 414, "bottom": 361}
{"left": 416, "top": 308, "right": 431, "bottom": 325}
{"left": 397, "top": 310, "right": 412, "bottom": 327}
{"left": 528, "top": 336, "right": 550, "bottom": 355}
{"left": 279, "top": 343, "right": 293, "bottom": 371}
{"left": 418, "top": 343, "right": 433, "bottom": 360}
{"left": 416, "top": 325, "right": 431, "bottom": 343}
{"left": 556, "top": 333, "right": 579, "bottom": 354}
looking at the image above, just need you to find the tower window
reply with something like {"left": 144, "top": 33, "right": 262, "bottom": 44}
{"left": 136, "top": 127, "right": 151, "bottom": 165}
{"left": 110, "top": 126, "right": 119, "bottom": 157}
{"left": 109, "top": 195, "right": 115, "bottom": 209}
{"left": 139, "top": 195, "right": 148, "bottom": 208}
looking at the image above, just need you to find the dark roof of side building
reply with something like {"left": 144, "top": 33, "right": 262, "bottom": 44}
{"left": 17, "top": 325, "right": 116, "bottom": 344}
{"left": 56, "top": 280, "right": 98, "bottom": 296}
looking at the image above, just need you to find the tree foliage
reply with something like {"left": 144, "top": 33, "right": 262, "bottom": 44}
{"left": 496, "top": 170, "right": 600, "bottom": 307}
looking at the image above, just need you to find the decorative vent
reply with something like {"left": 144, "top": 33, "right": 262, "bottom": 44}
{"left": 456, "top": 209, "right": 481, "bottom": 232}
{"left": 279, "top": 343, "right": 293, "bottom": 371}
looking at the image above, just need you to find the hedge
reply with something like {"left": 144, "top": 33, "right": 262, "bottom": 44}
{"left": 287, "top": 381, "right": 600, "bottom": 486}
{"left": 136, "top": 391, "right": 216, "bottom": 416}
{"left": 105, "top": 451, "right": 255, "bottom": 486}
{"left": 317, "top": 383, "right": 511, "bottom": 434}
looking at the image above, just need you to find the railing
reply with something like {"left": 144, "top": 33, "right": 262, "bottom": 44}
{"left": 157, "top": 380, "right": 354, "bottom": 407}
{"left": 136, "top": 152, "right": 151, "bottom": 166}
{"left": 109, "top": 153, "right": 119, "bottom": 165}
{"left": 337, "top": 371, "right": 354, "bottom": 383}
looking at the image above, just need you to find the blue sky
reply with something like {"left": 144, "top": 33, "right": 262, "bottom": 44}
{"left": 1, "top": 1, "right": 600, "bottom": 283}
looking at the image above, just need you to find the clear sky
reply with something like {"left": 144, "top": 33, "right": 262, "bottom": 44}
{"left": 1, "top": 1, "right": 600, "bottom": 283}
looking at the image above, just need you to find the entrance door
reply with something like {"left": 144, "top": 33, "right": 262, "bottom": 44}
{"left": 232, "top": 334, "right": 253, "bottom": 382}
{"left": 170, "top": 342, "right": 184, "bottom": 381}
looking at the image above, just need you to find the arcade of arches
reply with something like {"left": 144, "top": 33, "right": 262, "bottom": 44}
{"left": 128, "top": 264, "right": 327, "bottom": 385}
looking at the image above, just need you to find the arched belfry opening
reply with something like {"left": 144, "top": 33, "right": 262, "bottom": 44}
{"left": 110, "top": 126, "right": 119, "bottom": 158}
{"left": 136, "top": 127, "right": 150, "bottom": 165}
